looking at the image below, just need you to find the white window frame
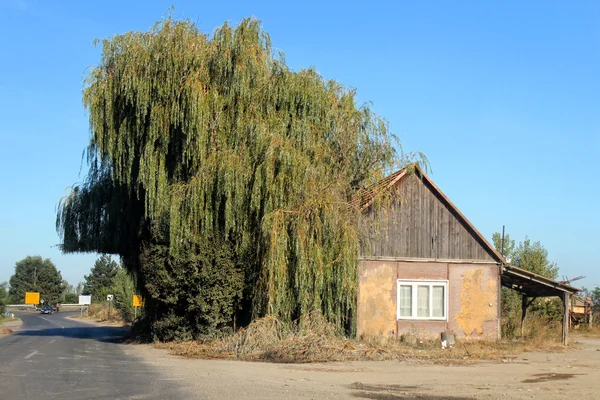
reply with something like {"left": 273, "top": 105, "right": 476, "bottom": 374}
{"left": 396, "top": 279, "right": 448, "bottom": 321}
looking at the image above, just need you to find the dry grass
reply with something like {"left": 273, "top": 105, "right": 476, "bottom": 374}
{"left": 73, "top": 304, "right": 126, "bottom": 324}
{"left": 155, "top": 312, "right": 570, "bottom": 364}
{"left": 570, "top": 324, "right": 600, "bottom": 338}
{"left": 1, "top": 327, "right": 14, "bottom": 334}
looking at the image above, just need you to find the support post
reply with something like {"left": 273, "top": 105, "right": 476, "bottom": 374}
{"left": 497, "top": 265, "right": 502, "bottom": 341}
{"left": 521, "top": 294, "right": 528, "bottom": 337}
{"left": 562, "top": 292, "right": 570, "bottom": 345}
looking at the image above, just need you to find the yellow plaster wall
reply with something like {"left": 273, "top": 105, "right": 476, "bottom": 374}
{"left": 357, "top": 262, "right": 397, "bottom": 337}
{"left": 452, "top": 267, "right": 498, "bottom": 337}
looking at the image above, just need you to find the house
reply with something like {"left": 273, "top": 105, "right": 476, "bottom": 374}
{"left": 356, "top": 165, "right": 579, "bottom": 343}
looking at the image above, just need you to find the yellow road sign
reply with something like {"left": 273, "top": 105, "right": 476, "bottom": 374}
{"left": 132, "top": 294, "right": 145, "bottom": 307}
{"left": 25, "top": 292, "right": 40, "bottom": 305}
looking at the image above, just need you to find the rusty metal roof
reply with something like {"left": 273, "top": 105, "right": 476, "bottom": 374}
{"left": 501, "top": 265, "right": 580, "bottom": 297}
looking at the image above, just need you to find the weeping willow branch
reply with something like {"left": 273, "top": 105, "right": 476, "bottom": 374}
{"left": 57, "top": 16, "right": 423, "bottom": 335}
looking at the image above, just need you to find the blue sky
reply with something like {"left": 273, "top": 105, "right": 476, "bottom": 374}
{"left": 0, "top": 1, "right": 598, "bottom": 290}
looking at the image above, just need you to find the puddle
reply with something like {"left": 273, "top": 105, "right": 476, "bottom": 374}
{"left": 350, "top": 382, "right": 472, "bottom": 399}
{"left": 522, "top": 373, "right": 584, "bottom": 383}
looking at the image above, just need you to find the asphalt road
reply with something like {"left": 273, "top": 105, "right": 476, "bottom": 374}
{"left": 0, "top": 311, "right": 191, "bottom": 399}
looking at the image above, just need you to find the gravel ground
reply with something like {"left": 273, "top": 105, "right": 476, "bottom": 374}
{"left": 126, "top": 334, "right": 600, "bottom": 399}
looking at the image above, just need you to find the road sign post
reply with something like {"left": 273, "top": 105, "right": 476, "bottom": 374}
{"left": 132, "top": 295, "right": 144, "bottom": 320}
{"left": 78, "top": 295, "right": 92, "bottom": 317}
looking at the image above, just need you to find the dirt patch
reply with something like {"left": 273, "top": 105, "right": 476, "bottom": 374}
{"left": 288, "top": 366, "right": 373, "bottom": 373}
{"left": 124, "top": 333, "right": 600, "bottom": 400}
{"left": 521, "top": 372, "right": 583, "bottom": 383}
{"left": 0, "top": 317, "right": 22, "bottom": 337}
{"left": 349, "top": 383, "right": 473, "bottom": 400}
{"left": 68, "top": 315, "right": 130, "bottom": 328}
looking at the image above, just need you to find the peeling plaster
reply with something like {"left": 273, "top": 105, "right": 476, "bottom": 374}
{"left": 358, "top": 263, "right": 397, "bottom": 337}
{"left": 454, "top": 268, "right": 497, "bottom": 337}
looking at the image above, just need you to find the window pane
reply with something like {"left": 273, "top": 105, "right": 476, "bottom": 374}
{"left": 432, "top": 286, "right": 445, "bottom": 317}
{"left": 417, "top": 286, "right": 429, "bottom": 317}
{"left": 399, "top": 285, "right": 412, "bottom": 317}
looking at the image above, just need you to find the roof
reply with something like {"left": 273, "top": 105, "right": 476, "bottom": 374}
{"left": 355, "top": 164, "right": 506, "bottom": 264}
{"left": 356, "top": 165, "right": 582, "bottom": 298}
{"left": 501, "top": 265, "right": 580, "bottom": 297}
{"left": 353, "top": 167, "right": 410, "bottom": 211}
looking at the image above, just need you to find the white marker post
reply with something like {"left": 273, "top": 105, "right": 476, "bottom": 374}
{"left": 107, "top": 295, "right": 114, "bottom": 319}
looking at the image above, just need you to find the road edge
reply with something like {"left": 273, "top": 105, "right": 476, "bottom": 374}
{"left": 0, "top": 318, "right": 23, "bottom": 337}
{"left": 66, "top": 315, "right": 131, "bottom": 329}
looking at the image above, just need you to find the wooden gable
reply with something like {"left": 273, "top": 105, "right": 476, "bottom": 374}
{"left": 359, "top": 169, "right": 502, "bottom": 262}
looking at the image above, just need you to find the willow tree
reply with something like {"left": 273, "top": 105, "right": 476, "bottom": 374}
{"left": 57, "top": 17, "right": 417, "bottom": 339}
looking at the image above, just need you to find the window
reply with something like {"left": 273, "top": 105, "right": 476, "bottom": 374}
{"left": 397, "top": 280, "right": 448, "bottom": 320}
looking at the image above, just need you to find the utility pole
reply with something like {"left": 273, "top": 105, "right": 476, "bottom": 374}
{"left": 500, "top": 225, "right": 505, "bottom": 260}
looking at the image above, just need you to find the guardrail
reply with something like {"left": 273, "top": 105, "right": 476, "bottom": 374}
{"left": 6, "top": 304, "right": 88, "bottom": 310}
{"left": 6, "top": 304, "right": 36, "bottom": 309}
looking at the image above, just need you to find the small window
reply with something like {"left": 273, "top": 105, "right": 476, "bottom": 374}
{"left": 398, "top": 285, "right": 412, "bottom": 317}
{"left": 397, "top": 280, "right": 448, "bottom": 320}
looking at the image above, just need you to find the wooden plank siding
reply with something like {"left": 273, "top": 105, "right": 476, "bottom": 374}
{"left": 359, "top": 174, "right": 495, "bottom": 261}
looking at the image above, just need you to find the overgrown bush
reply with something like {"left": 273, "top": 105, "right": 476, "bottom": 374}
{"left": 111, "top": 268, "right": 137, "bottom": 323}
{"left": 501, "top": 288, "right": 563, "bottom": 340}
{"left": 136, "top": 228, "right": 244, "bottom": 341}
{"left": 0, "top": 282, "right": 8, "bottom": 315}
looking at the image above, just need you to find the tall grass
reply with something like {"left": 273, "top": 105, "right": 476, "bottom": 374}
{"left": 85, "top": 303, "right": 125, "bottom": 323}
{"left": 156, "top": 311, "right": 568, "bottom": 364}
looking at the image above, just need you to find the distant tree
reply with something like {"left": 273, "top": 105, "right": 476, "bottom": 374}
{"left": 83, "top": 255, "right": 119, "bottom": 303}
{"left": 8, "top": 256, "right": 63, "bottom": 305}
{"left": 64, "top": 293, "right": 78, "bottom": 303}
{"left": 75, "top": 281, "right": 84, "bottom": 296}
{"left": 492, "top": 232, "right": 561, "bottom": 338}
{"left": 60, "top": 281, "right": 78, "bottom": 303}
{"left": 592, "top": 287, "right": 600, "bottom": 313}
{"left": 512, "top": 237, "right": 558, "bottom": 280}
{"left": 581, "top": 287, "right": 600, "bottom": 318}
{"left": 0, "top": 282, "right": 8, "bottom": 314}
{"left": 492, "top": 232, "right": 515, "bottom": 262}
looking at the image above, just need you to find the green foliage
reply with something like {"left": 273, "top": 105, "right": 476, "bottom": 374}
{"left": 8, "top": 256, "right": 63, "bottom": 305}
{"left": 492, "top": 232, "right": 515, "bottom": 261}
{"left": 139, "top": 229, "right": 244, "bottom": 339}
{"left": 60, "top": 280, "right": 75, "bottom": 303}
{"left": 111, "top": 268, "right": 136, "bottom": 323}
{"left": 0, "top": 282, "right": 8, "bottom": 314}
{"left": 57, "top": 17, "right": 421, "bottom": 338}
{"left": 63, "top": 293, "right": 78, "bottom": 303}
{"left": 493, "top": 232, "right": 562, "bottom": 338}
{"left": 83, "top": 254, "right": 119, "bottom": 303}
{"left": 590, "top": 287, "right": 600, "bottom": 312}
{"left": 513, "top": 237, "right": 558, "bottom": 280}
{"left": 581, "top": 286, "right": 600, "bottom": 324}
